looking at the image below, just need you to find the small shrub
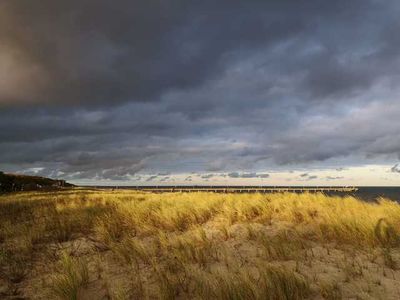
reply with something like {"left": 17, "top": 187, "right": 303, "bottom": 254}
{"left": 192, "top": 264, "right": 310, "bottom": 300}
{"left": 374, "top": 218, "right": 400, "bottom": 248}
{"left": 112, "top": 237, "right": 152, "bottom": 266}
{"left": 50, "top": 253, "right": 89, "bottom": 300}
{"left": 257, "top": 265, "right": 311, "bottom": 300}
{"left": 320, "top": 282, "right": 342, "bottom": 300}
{"left": 382, "top": 247, "right": 397, "bottom": 270}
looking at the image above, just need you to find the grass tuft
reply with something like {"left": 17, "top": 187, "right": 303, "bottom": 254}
{"left": 50, "top": 253, "right": 90, "bottom": 300}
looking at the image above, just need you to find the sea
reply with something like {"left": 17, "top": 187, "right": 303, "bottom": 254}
{"left": 337, "top": 187, "right": 400, "bottom": 202}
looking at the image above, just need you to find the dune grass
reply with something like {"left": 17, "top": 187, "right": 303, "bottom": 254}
{"left": 50, "top": 253, "right": 90, "bottom": 300}
{"left": 1, "top": 189, "right": 400, "bottom": 299}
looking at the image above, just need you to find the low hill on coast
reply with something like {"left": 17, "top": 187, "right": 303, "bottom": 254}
{"left": 0, "top": 171, "right": 73, "bottom": 193}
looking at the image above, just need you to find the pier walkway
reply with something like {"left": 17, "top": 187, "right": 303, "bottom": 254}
{"left": 126, "top": 186, "right": 358, "bottom": 193}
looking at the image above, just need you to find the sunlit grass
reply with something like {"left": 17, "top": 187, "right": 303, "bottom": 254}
{"left": 1, "top": 189, "right": 400, "bottom": 299}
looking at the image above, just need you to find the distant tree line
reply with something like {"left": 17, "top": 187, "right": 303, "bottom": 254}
{"left": 0, "top": 171, "right": 73, "bottom": 193}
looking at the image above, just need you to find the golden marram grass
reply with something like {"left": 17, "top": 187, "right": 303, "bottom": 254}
{"left": 1, "top": 189, "right": 400, "bottom": 299}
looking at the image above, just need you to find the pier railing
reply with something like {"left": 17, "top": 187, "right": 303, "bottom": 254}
{"left": 126, "top": 186, "right": 358, "bottom": 193}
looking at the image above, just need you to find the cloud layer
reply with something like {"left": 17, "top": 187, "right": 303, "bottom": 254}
{"left": 1, "top": 0, "right": 400, "bottom": 182}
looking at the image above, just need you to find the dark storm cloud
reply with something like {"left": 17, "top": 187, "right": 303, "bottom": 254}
{"left": 227, "top": 172, "right": 269, "bottom": 179}
{"left": 146, "top": 175, "right": 158, "bottom": 182}
{"left": 0, "top": 0, "right": 309, "bottom": 105}
{"left": 391, "top": 164, "right": 400, "bottom": 174}
{"left": 201, "top": 174, "right": 215, "bottom": 179}
{"left": 326, "top": 176, "right": 344, "bottom": 180}
{"left": 157, "top": 172, "right": 171, "bottom": 176}
{"left": 299, "top": 173, "right": 317, "bottom": 181}
{"left": 2, "top": 0, "right": 395, "bottom": 106}
{"left": 1, "top": 0, "right": 400, "bottom": 181}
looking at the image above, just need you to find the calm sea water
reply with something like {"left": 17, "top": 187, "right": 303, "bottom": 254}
{"left": 321, "top": 187, "right": 400, "bottom": 202}
{"left": 342, "top": 187, "right": 400, "bottom": 202}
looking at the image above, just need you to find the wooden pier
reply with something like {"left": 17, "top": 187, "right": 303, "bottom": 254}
{"left": 129, "top": 186, "right": 358, "bottom": 193}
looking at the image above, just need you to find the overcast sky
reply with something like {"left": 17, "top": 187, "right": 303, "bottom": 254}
{"left": 1, "top": 0, "right": 400, "bottom": 185}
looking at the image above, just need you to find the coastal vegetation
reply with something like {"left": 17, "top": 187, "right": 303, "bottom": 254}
{"left": 1, "top": 189, "right": 400, "bottom": 299}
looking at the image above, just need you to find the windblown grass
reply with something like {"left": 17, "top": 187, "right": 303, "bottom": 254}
{"left": 1, "top": 189, "right": 400, "bottom": 299}
{"left": 50, "top": 253, "right": 90, "bottom": 300}
{"left": 191, "top": 264, "right": 310, "bottom": 300}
